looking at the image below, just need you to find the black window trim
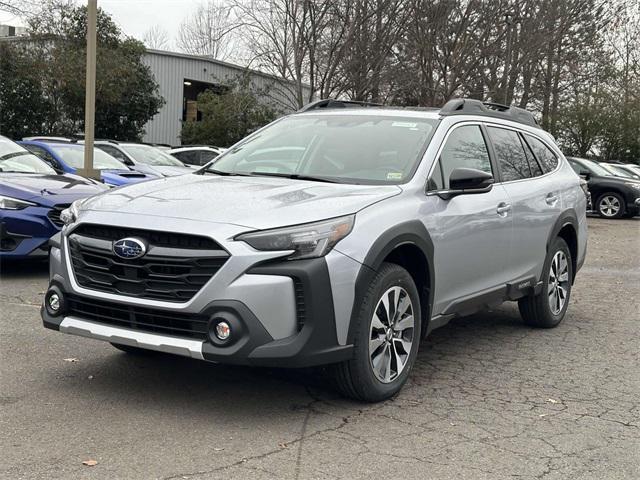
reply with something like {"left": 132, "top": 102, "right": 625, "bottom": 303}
{"left": 425, "top": 121, "right": 499, "bottom": 194}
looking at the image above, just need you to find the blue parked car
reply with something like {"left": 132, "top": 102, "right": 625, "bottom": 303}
{"left": 0, "top": 136, "right": 108, "bottom": 259}
{"left": 18, "top": 140, "right": 157, "bottom": 186}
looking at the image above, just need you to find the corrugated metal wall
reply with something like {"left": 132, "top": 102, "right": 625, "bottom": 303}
{"left": 141, "top": 50, "right": 312, "bottom": 145}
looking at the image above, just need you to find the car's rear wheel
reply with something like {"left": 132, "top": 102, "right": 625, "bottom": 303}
{"left": 519, "top": 237, "right": 572, "bottom": 328}
{"left": 596, "top": 192, "right": 625, "bottom": 219}
{"left": 332, "top": 262, "right": 421, "bottom": 402}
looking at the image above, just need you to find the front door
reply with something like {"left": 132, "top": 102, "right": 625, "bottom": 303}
{"left": 422, "top": 123, "right": 513, "bottom": 316}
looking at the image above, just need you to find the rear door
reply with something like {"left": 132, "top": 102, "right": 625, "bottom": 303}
{"left": 487, "top": 126, "right": 562, "bottom": 284}
{"left": 423, "top": 123, "right": 513, "bottom": 316}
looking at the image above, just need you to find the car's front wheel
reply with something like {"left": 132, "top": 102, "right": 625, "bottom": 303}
{"left": 333, "top": 262, "right": 421, "bottom": 402}
{"left": 596, "top": 192, "right": 625, "bottom": 219}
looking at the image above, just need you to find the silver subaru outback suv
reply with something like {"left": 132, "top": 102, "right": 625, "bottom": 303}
{"left": 42, "top": 98, "right": 588, "bottom": 402}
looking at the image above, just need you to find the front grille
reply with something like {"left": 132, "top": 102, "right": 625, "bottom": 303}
{"left": 66, "top": 294, "right": 209, "bottom": 340}
{"left": 48, "top": 204, "right": 70, "bottom": 228}
{"left": 68, "top": 224, "right": 229, "bottom": 302}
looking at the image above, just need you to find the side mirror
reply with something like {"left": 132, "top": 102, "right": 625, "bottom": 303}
{"left": 579, "top": 170, "right": 590, "bottom": 180}
{"left": 439, "top": 167, "right": 494, "bottom": 199}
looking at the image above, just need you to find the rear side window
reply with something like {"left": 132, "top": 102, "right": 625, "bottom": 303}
{"left": 429, "top": 125, "right": 492, "bottom": 190}
{"left": 487, "top": 126, "right": 531, "bottom": 181}
{"left": 524, "top": 134, "right": 558, "bottom": 173}
{"left": 172, "top": 151, "right": 199, "bottom": 165}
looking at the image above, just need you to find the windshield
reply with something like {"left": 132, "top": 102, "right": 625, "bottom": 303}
{"left": 49, "top": 145, "right": 128, "bottom": 170}
{"left": 121, "top": 144, "right": 186, "bottom": 167}
{"left": 207, "top": 114, "right": 439, "bottom": 184}
{"left": 0, "top": 136, "right": 57, "bottom": 173}
{"left": 579, "top": 158, "right": 613, "bottom": 177}
{"left": 0, "top": 153, "right": 57, "bottom": 174}
{"left": 603, "top": 164, "right": 635, "bottom": 178}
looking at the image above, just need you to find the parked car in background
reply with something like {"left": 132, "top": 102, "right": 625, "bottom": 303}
{"left": 19, "top": 141, "right": 156, "bottom": 186}
{"left": 0, "top": 136, "right": 107, "bottom": 259}
{"left": 603, "top": 162, "right": 640, "bottom": 180}
{"left": 94, "top": 142, "right": 193, "bottom": 177}
{"left": 599, "top": 162, "right": 640, "bottom": 180}
{"left": 168, "top": 146, "right": 225, "bottom": 167}
{"left": 42, "top": 98, "right": 588, "bottom": 401}
{"left": 567, "top": 157, "right": 640, "bottom": 218}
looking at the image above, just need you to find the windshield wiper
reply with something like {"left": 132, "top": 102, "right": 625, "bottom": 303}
{"left": 200, "top": 168, "right": 254, "bottom": 177}
{"left": 0, "top": 170, "right": 37, "bottom": 174}
{"left": 246, "top": 172, "right": 340, "bottom": 184}
{"left": 0, "top": 152, "right": 32, "bottom": 160}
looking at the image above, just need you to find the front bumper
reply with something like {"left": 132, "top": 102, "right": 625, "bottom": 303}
{"left": 0, "top": 206, "right": 59, "bottom": 258}
{"left": 42, "top": 217, "right": 358, "bottom": 367}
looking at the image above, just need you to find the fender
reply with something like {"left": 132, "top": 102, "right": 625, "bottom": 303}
{"left": 345, "top": 220, "right": 435, "bottom": 343}
{"left": 546, "top": 208, "right": 579, "bottom": 282}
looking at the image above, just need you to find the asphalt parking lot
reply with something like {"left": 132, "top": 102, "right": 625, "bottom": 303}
{"left": 1, "top": 217, "right": 638, "bottom": 480}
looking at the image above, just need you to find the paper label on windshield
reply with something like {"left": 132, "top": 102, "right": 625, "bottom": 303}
{"left": 386, "top": 172, "right": 403, "bottom": 180}
{"left": 391, "top": 122, "right": 418, "bottom": 128}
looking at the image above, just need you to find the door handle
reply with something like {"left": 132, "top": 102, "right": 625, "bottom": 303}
{"left": 496, "top": 203, "right": 511, "bottom": 216}
{"left": 545, "top": 193, "right": 558, "bottom": 205}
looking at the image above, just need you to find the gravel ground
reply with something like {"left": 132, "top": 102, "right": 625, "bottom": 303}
{"left": 1, "top": 217, "right": 638, "bottom": 480}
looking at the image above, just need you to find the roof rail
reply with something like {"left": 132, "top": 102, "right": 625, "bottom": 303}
{"left": 440, "top": 98, "right": 540, "bottom": 128}
{"left": 297, "top": 98, "right": 383, "bottom": 113}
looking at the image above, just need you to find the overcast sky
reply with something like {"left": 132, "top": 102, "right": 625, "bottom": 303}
{"left": 0, "top": 0, "right": 204, "bottom": 49}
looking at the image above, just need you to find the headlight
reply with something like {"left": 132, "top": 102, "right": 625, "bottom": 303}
{"left": 624, "top": 182, "right": 640, "bottom": 190}
{"left": 0, "top": 195, "right": 36, "bottom": 210}
{"left": 236, "top": 215, "right": 355, "bottom": 260}
{"left": 60, "top": 199, "right": 84, "bottom": 226}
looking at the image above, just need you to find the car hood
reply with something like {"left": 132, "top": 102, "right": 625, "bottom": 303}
{"left": 591, "top": 174, "right": 640, "bottom": 185}
{"left": 150, "top": 165, "right": 194, "bottom": 176}
{"left": 81, "top": 174, "right": 402, "bottom": 229}
{"left": 0, "top": 173, "right": 107, "bottom": 207}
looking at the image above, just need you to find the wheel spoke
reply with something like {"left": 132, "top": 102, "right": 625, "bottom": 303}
{"left": 371, "top": 313, "right": 385, "bottom": 331}
{"left": 394, "top": 314, "right": 414, "bottom": 332}
{"left": 394, "top": 337, "right": 412, "bottom": 355}
{"left": 380, "top": 293, "right": 391, "bottom": 326}
{"left": 369, "top": 334, "right": 385, "bottom": 354}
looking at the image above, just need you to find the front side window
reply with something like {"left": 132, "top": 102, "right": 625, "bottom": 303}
{"left": 428, "top": 125, "right": 492, "bottom": 190}
{"left": 97, "top": 144, "right": 131, "bottom": 164}
{"left": 524, "top": 134, "right": 558, "bottom": 172}
{"left": 208, "top": 114, "right": 439, "bottom": 185}
{"left": 488, "top": 126, "right": 531, "bottom": 181}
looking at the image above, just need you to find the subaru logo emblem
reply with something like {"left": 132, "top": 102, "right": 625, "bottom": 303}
{"left": 112, "top": 237, "right": 146, "bottom": 259}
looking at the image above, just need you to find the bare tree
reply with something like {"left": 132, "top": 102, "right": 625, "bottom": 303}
{"left": 0, "top": 0, "right": 40, "bottom": 16}
{"left": 177, "top": 0, "right": 237, "bottom": 60}
{"left": 143, "top": 24, "right": 170, "bottom": 50}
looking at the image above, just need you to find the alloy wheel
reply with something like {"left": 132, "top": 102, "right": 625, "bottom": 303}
{"left": 599, "top": 195, "right": 621, "bottom": 217}
{"left": 369, "top": 286, "right": 415, "bottom": 383}
{"left": 548, "top": 251, "right": 570, "bottom": 315}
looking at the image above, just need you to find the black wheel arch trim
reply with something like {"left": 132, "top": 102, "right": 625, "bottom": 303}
{"left": 546, "top": 209, "right": 580, "bottom": 282}
{"left": 346, "top": 220, "right": 435, "bottom": 344}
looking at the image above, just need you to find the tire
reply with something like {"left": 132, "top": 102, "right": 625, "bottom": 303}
{"left": 110, "top": 343, "right": 158, "bottom": 355}
{"left": 518, "top": 237, "right": 572, "bottom": 328}
{"left": 332, "top": 262, "right": 421, "bottom": 402}
{"left": 596, "top": 192, "right": 625, "bottom": 219}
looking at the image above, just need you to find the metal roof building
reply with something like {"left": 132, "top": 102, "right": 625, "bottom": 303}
{"left": 141, "top": 50, "right": 312, "bottom": 146}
